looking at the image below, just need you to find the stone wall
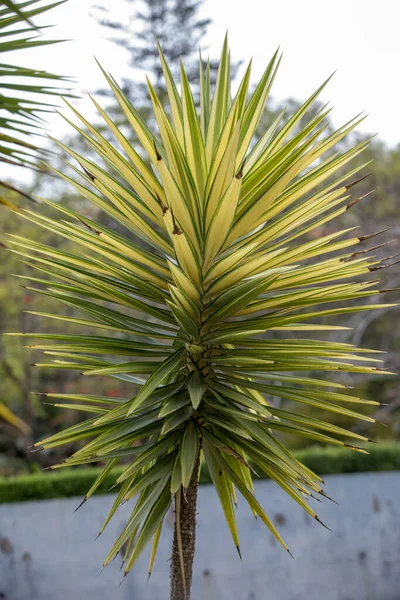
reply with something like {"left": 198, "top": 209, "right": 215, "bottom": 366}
{"left": 0, "top": 471, "right": 399, "bottom": 600}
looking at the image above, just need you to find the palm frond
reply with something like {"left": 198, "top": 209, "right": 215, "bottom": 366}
{"left": 0, "top": 0, "right": 72, "bottom": 168}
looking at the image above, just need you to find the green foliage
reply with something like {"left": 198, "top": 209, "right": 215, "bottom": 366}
{"left": 1, "top": 38, "right": 397, "bottom": 577}
{"left": 0, "top": 463, "right": 125, "bottom": 503}
{"left": 1, "top": 443, "right": 400, "bottom": 504}
{"left": 0, "top": 0, "right": 71, "bottom": 168}
{"left": 293, "top": 443, "right": 400, "bottom": 475}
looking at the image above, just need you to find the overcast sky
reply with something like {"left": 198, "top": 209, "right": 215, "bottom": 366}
{"left": 6, "top": 0, "right": 400, "bottom": 145}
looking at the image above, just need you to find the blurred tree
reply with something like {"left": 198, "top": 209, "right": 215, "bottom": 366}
{"left": 92, "top": 0, "right": 239, "bottom": 117}
{"left": 95, "top": 0, "right": 212, "bottom": 100}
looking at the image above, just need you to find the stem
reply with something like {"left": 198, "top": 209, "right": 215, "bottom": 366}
{"left": 170, "top": 454, "right": 200, "bottom": 600}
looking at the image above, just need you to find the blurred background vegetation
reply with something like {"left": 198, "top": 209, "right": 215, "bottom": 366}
{"left": 1, "top": 0, "right": 399, "bottom": 476}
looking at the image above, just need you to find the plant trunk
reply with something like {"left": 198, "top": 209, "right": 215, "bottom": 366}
{"left": 170, "top": 455, "right": 200, "bottom": 600}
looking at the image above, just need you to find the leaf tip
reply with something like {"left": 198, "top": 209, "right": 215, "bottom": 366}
{"left": 73, "top": 496, "right": 87, "bottom": 513}
{"left": 315, "top": 515, "right": 332, "bottom": 532}
{"left": 345, "top": 173, "right": 370, "bottom": 190}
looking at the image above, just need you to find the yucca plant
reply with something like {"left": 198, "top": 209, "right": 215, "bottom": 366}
{"left": 2, "top": 37, "right": 396, "bottom": 599}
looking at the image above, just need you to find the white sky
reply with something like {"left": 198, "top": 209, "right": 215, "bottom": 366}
{"left": 5, "top": 0, "right": 400, "bottom": 145}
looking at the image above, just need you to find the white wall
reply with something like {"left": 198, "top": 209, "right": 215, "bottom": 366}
{"left": 0, "top": 471, "right": 399, "bottom": 600}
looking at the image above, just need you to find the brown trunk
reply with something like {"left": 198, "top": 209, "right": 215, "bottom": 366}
{"left": 170, "top": 455, "right": 200, "bottom": 600}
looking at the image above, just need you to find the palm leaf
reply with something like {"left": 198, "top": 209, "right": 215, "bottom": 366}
{"left": 0, "top": 0, "right": 72, "bottom": 168}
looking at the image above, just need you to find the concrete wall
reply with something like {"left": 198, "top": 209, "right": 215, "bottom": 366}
{"left": 0, "top": 471, "right": 399, "bottom": 600}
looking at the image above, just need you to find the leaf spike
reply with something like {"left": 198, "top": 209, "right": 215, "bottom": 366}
{"left": 380, "top": 288, "right": 400, "bottom": 294}
{"left": 344, "top": 241, "right": 392, "bottom": 260}
{"left": 287, "top": 549, "right": 294, "bottom": 559}
{"left": 236, "top": 157, "right": 246, "bottom": 179}
{"left": 315, "top": 515, "right": 333, "bottom": 532}
{"left": 309, "top": 494, "right": 322, "bottom": 504}
{"left": 73, "top": 496, "right": 87, "bottom": 513}
{"left": 30, "top": 445, "right": 44, "bottom": 452}
{"left": 388, "top": 259, "right": 400, "bottom": 268}
{"left": 0, "top": 180, "right": 37, "bottom": 203}
{"left": 380, "top": 251, "right": 400, "bottom": 262}
{"left": 153, "top": 138, "right": 162, "bottom": 161}
{"left": 319, "top": 491, "right": 339, "bottom": 505}
{"left": 155, "top": 191, "right": 168, "bottom": 214}
{"left": 236, "top": 545, "right": 242, "bottom": 560}
{"left": 368, "top": 259, "right": 400, "bottom": 271}
{"left": 76, "top": 215, "right": 100, "bottom": 235}
{"left": 344, "top": 444, "right": 370, "bottom": 452}
{"left": 171, "top": 210, "right": 183, "bottom": 235}
{"left": 78, "top": 161, "right": 96, "bottom": 182}
{"left": 358, "top": 227, "right": 391, "bottom": 242}
{"left": 346, "top": 190, "right": 374, "bottom": 209}
{"left": 345, "top": 173, "right": 370, "bottom": 190}
{"left": 119, "top": 571, "right": 128, "bottom": 585}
